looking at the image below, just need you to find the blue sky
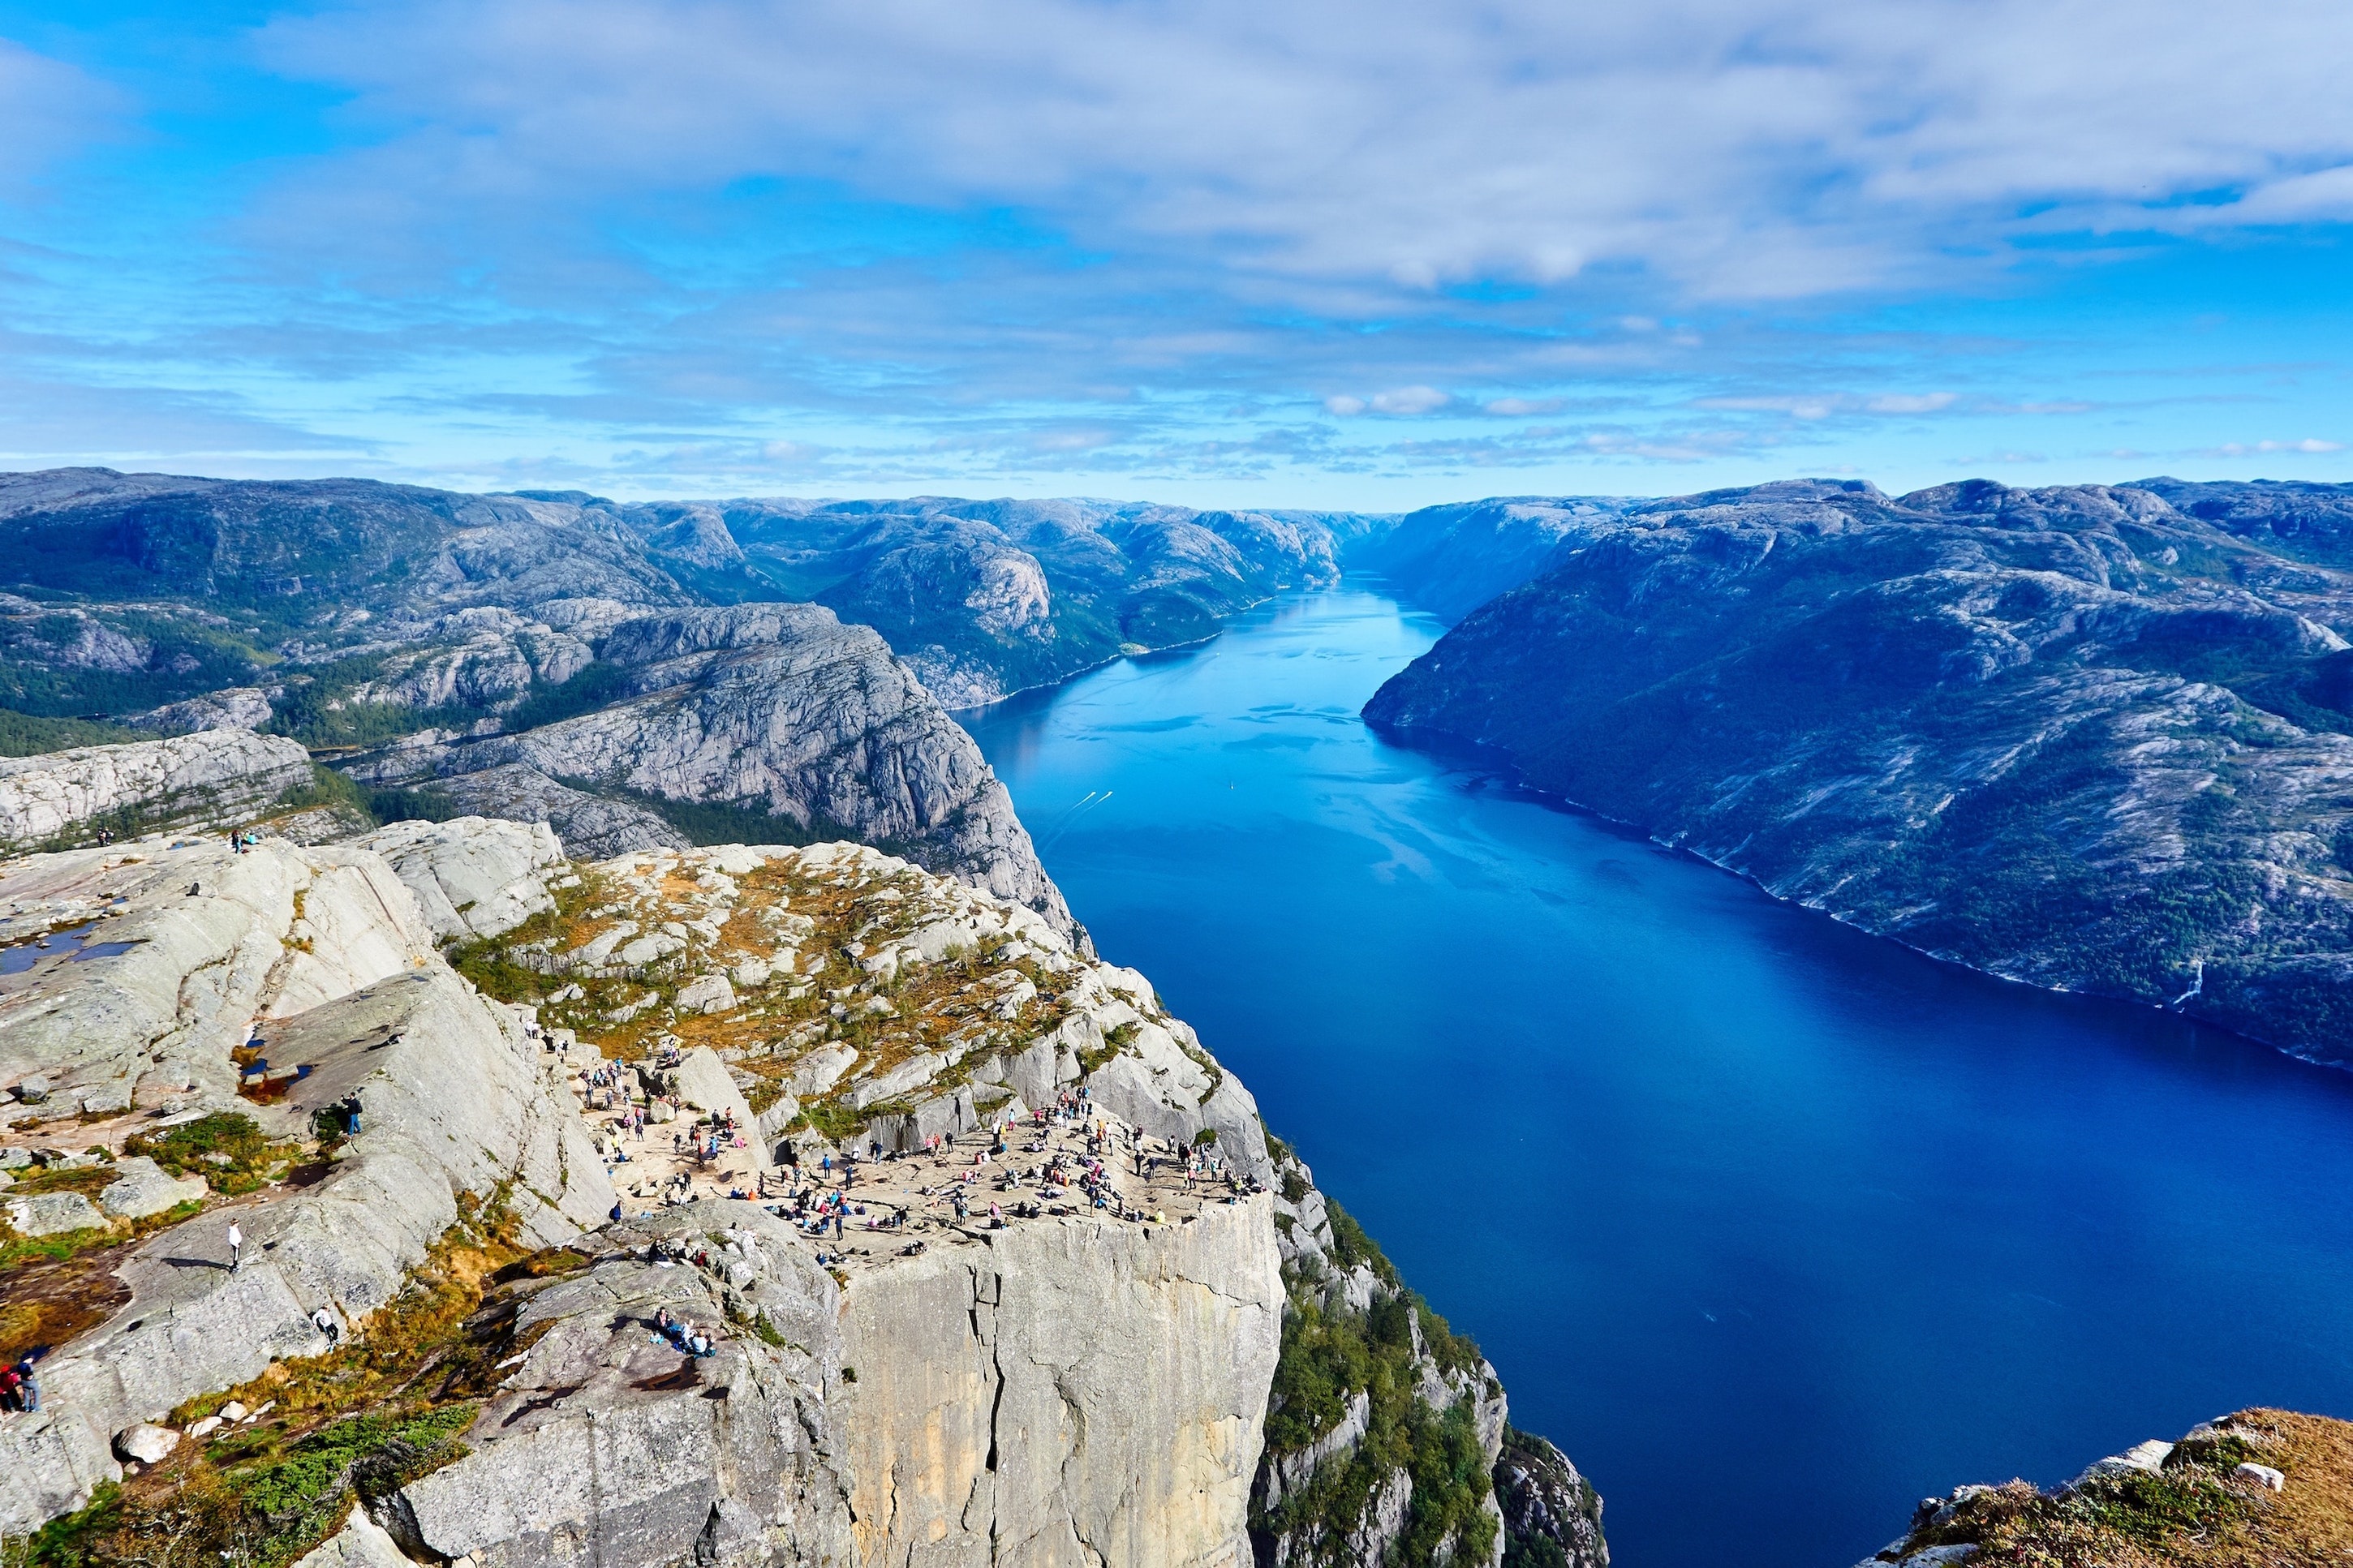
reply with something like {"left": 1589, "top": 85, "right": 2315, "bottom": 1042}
{"left": 2, "top": 0, "right": 2350, "bottom": 509}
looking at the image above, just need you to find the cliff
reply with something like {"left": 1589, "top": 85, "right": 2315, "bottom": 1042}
{"left": 1852, "top": 1407, "right": 2353, "bottom": 1566}
{"left": 0, "top": 817, "right": 1601, "bottom": 1568}
{"left": 1366, "top": 476, "right": 2353, "bottom": 1069}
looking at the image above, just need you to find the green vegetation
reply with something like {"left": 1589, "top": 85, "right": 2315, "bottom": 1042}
{"left": 269, "top": 765, "right": 376, "bottom": 823}
{"left": 19, "top": 1198, "right": 536, "bottom": 1568}
{"left": 497, "top": 660, "right": 635, "bottom": 732}
{"left": 1253, "top": 1197, "right": 1495, "bottom": 1567}
{"left": 0, "top": 709, "right": 153, "bottom": 756}
{"left": 365, "top": 782, "right": 463, "bottom": 824}
{"left": 123, "top": 1111, "right": 296, "bottom": 1196}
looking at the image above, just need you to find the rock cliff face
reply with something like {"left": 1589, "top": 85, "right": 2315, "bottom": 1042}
{"left": 346, "top": 604, "right": 1073, "bottom": 938}
{"left": 0, "top": 729, "right": 314, "bottom": 850}
{"left": 1346, "top": 496, "right": 1631, "bottom": 624}
{"left": 1367, "top": 476, "right": 2353, "bottom": 1068}
{"left": 0, "top": 818, "right": 1598, "bottom": 1568}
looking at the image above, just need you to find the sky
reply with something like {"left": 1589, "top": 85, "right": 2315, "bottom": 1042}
{"left": 1, "top": 0, "right": 2351, "bottom": 509}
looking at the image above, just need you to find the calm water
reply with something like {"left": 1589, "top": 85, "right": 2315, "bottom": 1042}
{"left": 961, "top": 584, "right": 2353, "bottom": 1568}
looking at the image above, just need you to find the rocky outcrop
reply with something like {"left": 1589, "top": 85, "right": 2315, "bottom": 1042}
{"left": 0, "top": 821, "right": 1594, "bottom": 1568}
{"left": 375, "top": 1202, "right": 853, "bottom": 1568}
{"left": 0, "top": 831, "right": 613, "bottom": 1531}
{"left": 1495, "top": 1428, "right": 1610, "bottom": 1568}
{"left": 1852, "top": 1407, "right": 2347, "bottom": 1567}
{"left": 426, "top": 763, "right": 690, "bottom": 859}
{"left": 0, "top": 729, "right": 312, "bottom": 849}
{"left": 347, "top": 604, "right": 1075, "bottom": 938}
{"left": 127, "top": 686, "right": 273, "bottom": 735}
{"left": 1367, "top": 476, "right": 2353, "bottom": 1069}
{"left": 354, "top": 815, "right": 566, "bottom": 941}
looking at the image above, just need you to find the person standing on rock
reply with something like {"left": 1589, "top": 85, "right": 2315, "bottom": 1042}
{"left": 226, "top": 1218, "right": 243, "bottom": 1274}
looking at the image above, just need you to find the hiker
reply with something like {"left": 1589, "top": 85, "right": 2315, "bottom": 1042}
{"left": 226, "top": 1218, "right": 243, "bottom": 1274}
{"left": 312, "top": 1307, "right": 340, "bottom": 1347}
{"left": 11, "top": 1359, "right": 38, "bottom": 1411}
{"left": 339, "top": 1092, "right": 363, "bottom": 1136}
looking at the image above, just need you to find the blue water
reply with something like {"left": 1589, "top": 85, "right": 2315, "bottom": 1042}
{"left": 962, "top": 584, "right": 2353, "bottom": 1568}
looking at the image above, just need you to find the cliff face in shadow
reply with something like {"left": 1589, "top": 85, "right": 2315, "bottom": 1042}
{"left": 1366, "top": 477, "right": 2353, "bottom": 1068}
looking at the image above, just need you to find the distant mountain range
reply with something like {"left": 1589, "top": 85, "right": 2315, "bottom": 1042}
{"left": 15, "top": 462, "right": 2353, "bottom": 1069}
{"left": 1365, "top": 476, "right": 2353, "bottom": 1068}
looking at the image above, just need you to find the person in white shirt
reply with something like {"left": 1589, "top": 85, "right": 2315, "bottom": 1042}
{"left": 226, "top": 1219, "right": 243, "bottom": 1274}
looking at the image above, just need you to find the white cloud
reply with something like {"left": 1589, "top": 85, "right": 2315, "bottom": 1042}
{"left": 256, "top": 0, "right": 2353, "bottom": 302}
{"left": 1368, "top": 386, "right": 1450, "bottom": 415}
{"left": 2205, "top": 438, "right": 2345, "bottom": 456}
{"left": 1325, "top": 388, "right": 1450, "bottom": 416}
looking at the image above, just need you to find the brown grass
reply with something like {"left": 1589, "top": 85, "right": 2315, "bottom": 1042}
{"left": 1909, "top": 1410, "right": 2353, "bottom": 1568}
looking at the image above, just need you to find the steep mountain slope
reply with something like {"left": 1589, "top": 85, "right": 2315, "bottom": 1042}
{"left": 1345, "top": 496, "right": 1632, "bottom": 622}
{"left": 1366, "top": 478, "right": 2353, "bottom": 1068}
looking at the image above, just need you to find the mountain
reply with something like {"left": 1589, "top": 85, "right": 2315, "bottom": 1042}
{"left": 0, "top": 818, "right": 1604, "bottom": 1568}
{"left": 1365, "top": 477, "right": 2353, "bottom": 1068}
{"left": 1345, "top": 496, "right": 1632, "bottom": 622}
{"left": 675, "top": 496, "right": 1390, "bottom": 706}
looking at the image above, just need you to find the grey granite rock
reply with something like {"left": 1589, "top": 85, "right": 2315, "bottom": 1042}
{"left": 97, "top": 1155, "right": 209, "bottom": 1218}
{"left": 0, "top": 730, "right": 312, "bottom": 849}
{"left": 0, "top": 824, "right": 614, "bottom": 1534}
{"left": 354, "top": 815, "right": 564, "bottom": 941}
{"left": 351, "top": 604, "right": 1075, "bottom": 938}
{"left": 127, "top": 687, "right": 274, "bottom": 736}
{"left": 112, "top": 1423, "right": 179, "bottom": 1464}
{"left": 424, "top": 764, "right": 687, "bottom": 859}
{"left": 5, "top": 1188, "right": 105, "bottom": 1235}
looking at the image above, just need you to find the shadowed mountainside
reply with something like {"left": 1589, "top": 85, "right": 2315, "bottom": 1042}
{"left": 1366, "top": 476, "right": 2353, "bottom": 1068}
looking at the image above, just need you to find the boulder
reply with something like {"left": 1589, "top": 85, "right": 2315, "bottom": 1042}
{"left": 670, "top": 1047, "right": 768, "bottom": 1171}
{"left": 5, "top": 1190, "right": 105, "bottom": 1236}
{"left": 675, "top": 973, "right": 737, "bottom": 1015}
{"left": 112, "top": 1423, "right": 179, "bottom": 1464}
{"left": 2237, "top": 1461, "right": 2286, "bottom": 1491}
{"left": 290, "top": 1506, "right": 415, "bottom": 1568}
{"left": 98, "top": 1157, "right": 209, "bottom": 1219}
